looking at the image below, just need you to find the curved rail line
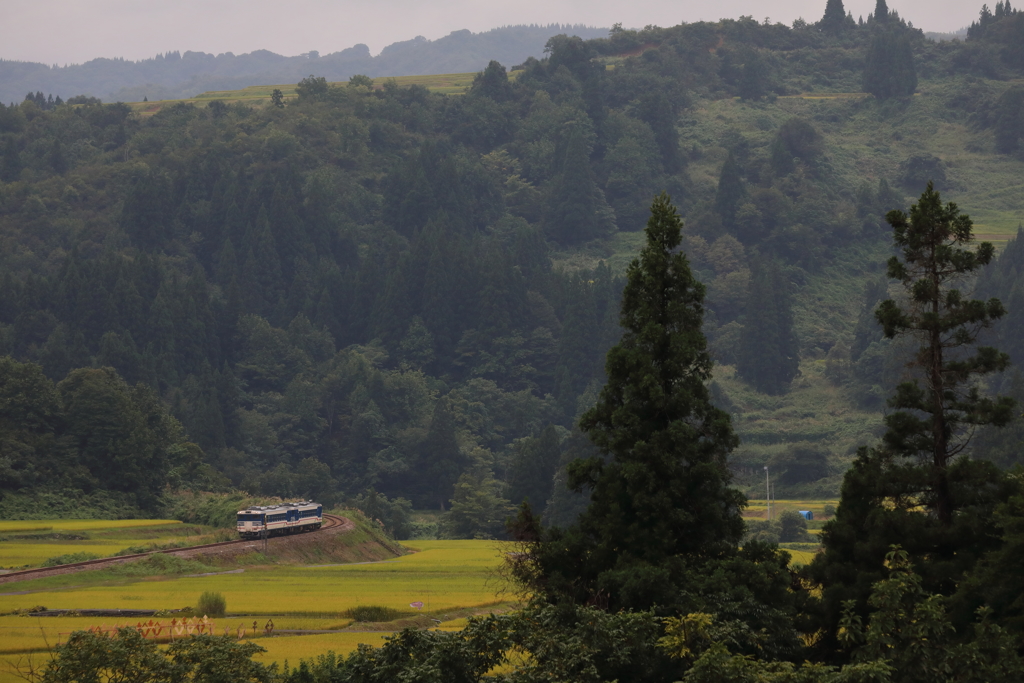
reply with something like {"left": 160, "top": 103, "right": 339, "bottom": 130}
{"left": 0, "top": 514, "right": 348, "bottom": 585}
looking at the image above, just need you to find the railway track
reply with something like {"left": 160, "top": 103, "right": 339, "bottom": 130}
{"left": 0, "top": 514, "right": 349, "bottom": 585}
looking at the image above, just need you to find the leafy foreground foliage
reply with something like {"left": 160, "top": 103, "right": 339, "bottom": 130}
{"left": 29, "top": 629, "right": 273, "bottom": 683}
{"left": 34, "top": 554, "right": 1024, "bottom": 683}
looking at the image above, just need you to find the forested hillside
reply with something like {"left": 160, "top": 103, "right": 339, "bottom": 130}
{"left": 4, "top": 1, "right": 1024, "bottom": 529}
{"left": 0, "top": 24, "right": 608, "bottom": 105}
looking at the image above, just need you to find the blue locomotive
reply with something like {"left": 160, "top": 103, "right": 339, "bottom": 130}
{"left": 236, "top": 501, "right": 323, "bottom": 539}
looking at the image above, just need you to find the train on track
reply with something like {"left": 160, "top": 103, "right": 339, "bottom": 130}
{"left": 236, "top": 501, "right": 323, "bottom": 539}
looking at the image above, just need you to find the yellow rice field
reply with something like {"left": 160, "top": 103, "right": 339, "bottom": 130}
{"left": 0, "top": 521, "right": 828, "bottom": 681}
{"left": 252, "top": 632, "right": 392, "bottom": 667}
{"left": 0, "top": 543, "right": 507, "bottom": 615}
{"left": 0, "top": 520, "right": 201, "bottom": 569}
{"left": 0, "top": 537, "right": 508, "bottom": 681}
{"left": 743, "top": 500, "right": 838, "bottom": 519}
{"left": 0, "top": 520, "right": 182, "bottom": 533}
{"left": 0, "top": 543, "right": 140, "bottom": 569}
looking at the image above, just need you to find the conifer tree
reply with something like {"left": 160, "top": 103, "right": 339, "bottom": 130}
{"left": 874, "top": 182, "right": 1013, "bottom": 523}
{"left": 120, "top": 169, "right": 171, "bottom": 250}
{"left": 863, "top": 28, "right": 917, "bottom": 99}
{"left": 525, "top": 193, "right": 746, "bottom": 611}
{"left": 421, "top": 397, "right": 465, "bottom": 509}
{"left": 0, "top": 137, "right": 23, "bottom": 182}
{"left": 507, "top": 425, "right": 562, "bottom": 513}
{"left": 544, "top": 125, "right": 611, "bottom": 244}
{"left": 714, "top": 152, "right": 746, "bottom": 227}
{"left": 820, "top": 0, "right": 851, "bottom": 34}
{"left": 250, "top": 208, "right": 284, "bottom": 319}
{"left": 737, "top": 259, "right": 799, "bottom": 394}
{"left": 809, "top": 183, "right": 1016, "bottom": 654}
{"left": 873, "top": 0, "right": 889, "bottom": 22}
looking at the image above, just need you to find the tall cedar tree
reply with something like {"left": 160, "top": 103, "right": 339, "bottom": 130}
{"left": 714, "top": 152, "right": 745, "bottom": 227}
{"left": 863, "top": 28, "right": 917, "bottom": 99}
{"left": 524, "top": 193, "right": 745, "bottom": 611}
{"left": 873, "top": 0, "right": 889, "bottom": 22}
{"left": 544, "top": 125, "right": 608, "bottom": 244}
{"left": 820, "top": 0, "right": 850, "bottom": 34}
{"left": 737, "top": 258, "right": 799, "bottom": 394}
{"left": 808, "top": 183, "right": 1016, "bottom": 656}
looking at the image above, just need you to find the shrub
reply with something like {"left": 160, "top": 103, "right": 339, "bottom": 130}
{"left": 196, "top": 591, "right": 226, "bottom": 618}
{"left": 778, "top": 510, "right": 812, "bottom": 542}
{"left": 42, "top": 552, "right": 99, "bottom": 567}
{"left": 347, "top": 489, "right": 413, "bottom": 539}
{"left": 344, "top": 605, "right": 404, "bottom": 622}
{"left": 110, "top": 553, "right": 214, "bottom": 577}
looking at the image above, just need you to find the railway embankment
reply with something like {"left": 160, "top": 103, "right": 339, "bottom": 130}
{"left": 0, "top": 513, "right": 403, "bottom": 586}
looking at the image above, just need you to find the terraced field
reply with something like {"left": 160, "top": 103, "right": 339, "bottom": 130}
{"left": 0, "top": 535, "right": 508, "bottom": 681}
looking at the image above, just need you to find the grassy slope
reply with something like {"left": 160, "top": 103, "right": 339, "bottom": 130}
{"left": 690, "top": 80, "right": 1024, "bottom": 496}
{"left": 126, "top": 71, "right": 490, "bottom": 115}
{"left": 556, "top": 75, "right": 1024, "bottom": 498}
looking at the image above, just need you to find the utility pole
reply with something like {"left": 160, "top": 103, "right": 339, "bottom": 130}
{"left": 764, "top": 466, "right": 771, "bottom": 521}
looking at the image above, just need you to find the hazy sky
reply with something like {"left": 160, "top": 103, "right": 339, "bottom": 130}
{"left": 3, "top": 0, "right": 979, "bottom": 66}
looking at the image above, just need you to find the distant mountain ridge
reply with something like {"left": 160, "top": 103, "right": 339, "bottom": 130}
{"left": 0, "top": 24, "right": 608, "bottom": 104}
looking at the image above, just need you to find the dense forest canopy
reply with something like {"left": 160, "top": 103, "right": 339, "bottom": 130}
{"left": 3, "top": 1, "right": 1024, "bottom": 532}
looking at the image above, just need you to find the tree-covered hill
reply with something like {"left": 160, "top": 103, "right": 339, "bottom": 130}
{"left": 4, "top": 1, "right": 1024, "bottom": 527}
{"left": 0, "top": 24, "right": 608, "bottom": 105}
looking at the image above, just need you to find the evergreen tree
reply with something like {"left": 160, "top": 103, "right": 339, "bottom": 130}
{"left": 544, "top": 125, "right": 612, "bottom": 244}
{"left": 120, "top": 168, "right": 171, "bottom": 250}
{"left": 420, "top": 397, "right": 465, "bottom": 509}
{"left": 993, "top": 86, "right": 1024, "bottom": 154}
{"left": 637, "top": 92, "right": 682, "bottom": 173}
{"left": 808, "top": 183, "right": 1016, "bottom": 655}
{"left": 875, "top": 183, "right": 1013, "bottom": 523}
{"left": 820, "top": 0, "right": 851, "bottom": 34}
{"left": 863, "top": 29, "right": 917, "bottom": 99}
{"left": 714, "top": 152, "right": 746, "bottom": 227}
{"left": 507, "top": 425, "right": 562, "bottom": 514}
{"left": 872, "top": 0, "right": 889, "bottom": 22}
{"left": 737, "top": 259, "right": 799, "bottom": 394}
{"left": 738, "top": 49, "right": 770, "bottom": 101}
{"left": 553, "top": 274, "right": 598, "bottom": 417}
{"left": 0, "top": 137, "right": 22, "bottom": 182}
{"left": 248, "top": 209, "right": 284, "bottom": 320}
{"left": 524, "top": 193, "right": 747, "bottom": 611}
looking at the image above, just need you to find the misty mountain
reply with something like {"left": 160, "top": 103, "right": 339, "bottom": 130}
{"left": 0, "top": 24, "right": 608, "bottom": 104}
